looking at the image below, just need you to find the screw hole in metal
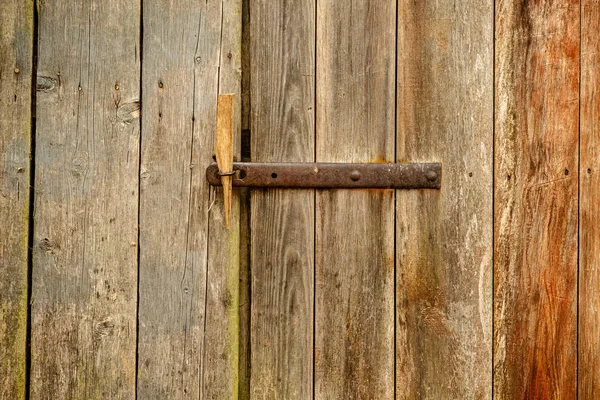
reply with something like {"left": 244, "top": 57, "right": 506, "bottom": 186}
{"left": 271, "top": 172, "right": 277, "bottom": 178}
{"left": 238, "top": 170, "right": 247, "bottom": 179}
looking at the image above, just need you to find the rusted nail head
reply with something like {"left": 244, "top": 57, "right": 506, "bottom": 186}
{"left": 350, "top": 170, "right": 361, "bottom": 181}
{"left": 425, "top": 170, "right": 438, "bottom": 182}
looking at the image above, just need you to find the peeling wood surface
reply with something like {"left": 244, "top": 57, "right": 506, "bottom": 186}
{"left": 137, "top": 0, "right": 241, "bottom": 398}
{"left": 494, "top": 1, "right": 580, "bottom": 398}
{"left": 30, "top": 0, "right": 141, "bottom": 398}
{"left": 0, "top": 1, "right": 33, "bottom": 399}
{"left": 249, "top": 0, "right": 315, "bottom": 397}
{"left": 315, "top": 1, "right": 396, "bottom": 398}
{"left": 396, "top": 1, "right": 493, "bottom": 398}
{"left": 579, "top": 2, "right": 600, "bottom": 398}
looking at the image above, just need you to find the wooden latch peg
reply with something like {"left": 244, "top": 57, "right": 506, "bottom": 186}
{"left": 215, "top": 94, "right": 235, "bottom": 229}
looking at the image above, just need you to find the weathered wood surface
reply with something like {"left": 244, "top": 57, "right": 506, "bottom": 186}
{"left": 31, "top": 0, "right": 140, "bottom": 398}
{"left": 137, "top": 0, "right": 241, "bottom": 398}
{"left": 203, "top": 1, "right": 242, "bottom": 397}
{"left": 395, "top": 1, "right": 493, "bottom": 398}
{"left": 3, "top": 1, "right": 600, "bottom": 397}
{"left": 250, "top": 0, "right": 315, "bottom": 397}
{"left": 315, "top": 1, "right": 396, "bottom": 398}
{"left": 579, "top": 2, "right": 600, "bottom": 398}
{"left": 494, "top": 1, "right": 580, "bottom": 399}
{"left": 0, "top": 2, "right": 33, "bottom": 399}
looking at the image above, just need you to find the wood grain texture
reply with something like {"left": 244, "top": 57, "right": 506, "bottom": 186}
{"left": 216, "top": 94, "right": 234, "bottom": 228}
{"left": 203, "top": 0, "right": 242, "bottom": 397}
{"left": 579, "top": 2, "right": 600, "bottom": 398}
{"left": 30, "top": 0, "right": 140, "bottom": 398}
{"left": 0, "top": 1, "right": 33, "bottom": 399}
{"left": 137, "top": 0, "right": 241, "bottom": 398}
{"left": 395, "top": 2, "right": 493, "bottom": 398}
{"left": 249, "top": 0, "right": 315, "bottom": 397}
{"left": 494, "top": 1, "right": 579, "bottom": 399}
{"left": 315, "top": 1, "right": 396, "bottom": 398}
{"left": 137, "top": 0, "right": 214, "bottom": 397}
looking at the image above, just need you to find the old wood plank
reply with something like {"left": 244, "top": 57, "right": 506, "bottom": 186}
{"left": 249, "top": 0, "right": 315, "bottom": 397}
{"left": 315, "top": 1, "right": 396, "bottom": 398}
{"left": 395, "top": 2, "right": 493, "bottom": 398}
{"left": 30, "top": 0, "right": 140, "bottom": 398}
{"left": 137, "top": 0, "right": 241, "bottom": 397}
{"left": 579, "top": 1, "right": 600, "bottom": 398}
{"left": 0, "top": 1, "right": 33, "bottom": 399}
{"left": 494, "top": 1, "right": 579, "bottom": 398}
{"left": 136, "top": 0, "right": 216, "bottom": 397}
{"left": 203, "top": 0, "right": 242, "bottom": 397}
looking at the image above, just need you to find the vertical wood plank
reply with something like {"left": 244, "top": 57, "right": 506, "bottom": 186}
{"left": 203, "top": 0, "right": 242, "bottom": 396}
{"left": 395, "top": 1, "right": 493, "bottom": 398}
{"left": 137, "top": 1, "right": 216, "bottom": 397}
{"left": 579, "top": 1, "right": 600, "bottom": 398}
{"left": 315, "top": 1, "right": 396, "bottom": 398}
{"left": 31, "top": 0, "right": 140, "bottom": 398}
{"left": 0, "top": 1, "right": 33, "bottom": 399}
{"left": 494, "top": 1, "right": 579, "bottom": 398}
{"left": 137, "top": 0, "right": 241, "bottom": 398}
{"left": 249, "top": 0, "right": 315, "bottom": 397}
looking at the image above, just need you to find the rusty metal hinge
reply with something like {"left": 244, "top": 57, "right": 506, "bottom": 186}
{"left": 211, "top": 93, "right": 441, "bottom": 228}
{"left": 206, "top": 162, "right": 441, "bottom": 189}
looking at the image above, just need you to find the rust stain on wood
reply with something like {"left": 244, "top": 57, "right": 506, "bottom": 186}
{"left": 579, "top": 1, "right": 600, "bottom": 398}
{"left": 494, "top": 1, "right": 579, "bottom": 398}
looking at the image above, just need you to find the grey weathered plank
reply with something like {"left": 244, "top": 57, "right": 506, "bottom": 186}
{"left": 315, "top": 1, "right": 396, "bottom": 398}
{"left": 0, "top": 1, "right": 33, "bottom": 399}
{"left": 30, "top": 0, "right": 140, "bottom": 398}
{"left": 249, "top": 0, "right": 315, "bottom": 397}
{"left": 136, "top": 1, "right": 215, "bottom": 397}
{"left": 579, "top": 1, "right": 600, "bottom": 398}
{"left": 494, "top": 1, "right": 579, "bottom": 398}
{"left": 137, "top": 0, "right": 241, "bottom": 397}
{"left": 395, "top": 1, "right": 493, "bottom": 398}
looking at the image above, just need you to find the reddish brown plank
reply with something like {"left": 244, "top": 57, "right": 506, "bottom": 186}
{"left": 579, "top": 1, "right": 600, "bottom": 398}
{"left": 494, "top": 1, "right": 580, "bottom": 398}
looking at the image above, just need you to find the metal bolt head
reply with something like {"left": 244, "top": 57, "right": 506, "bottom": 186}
{"left": 425, "top": 170, "right": 438, "bottom": 182}
{"left": 350, "top": 170, "right": 361, "bottom": 181}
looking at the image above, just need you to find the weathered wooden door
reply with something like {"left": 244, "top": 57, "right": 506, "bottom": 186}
{"left": 248, "top": 1, "right": 492, "bottom": 398}
{"left": 1, "top": 0, "right": 597, "bottom": 399}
